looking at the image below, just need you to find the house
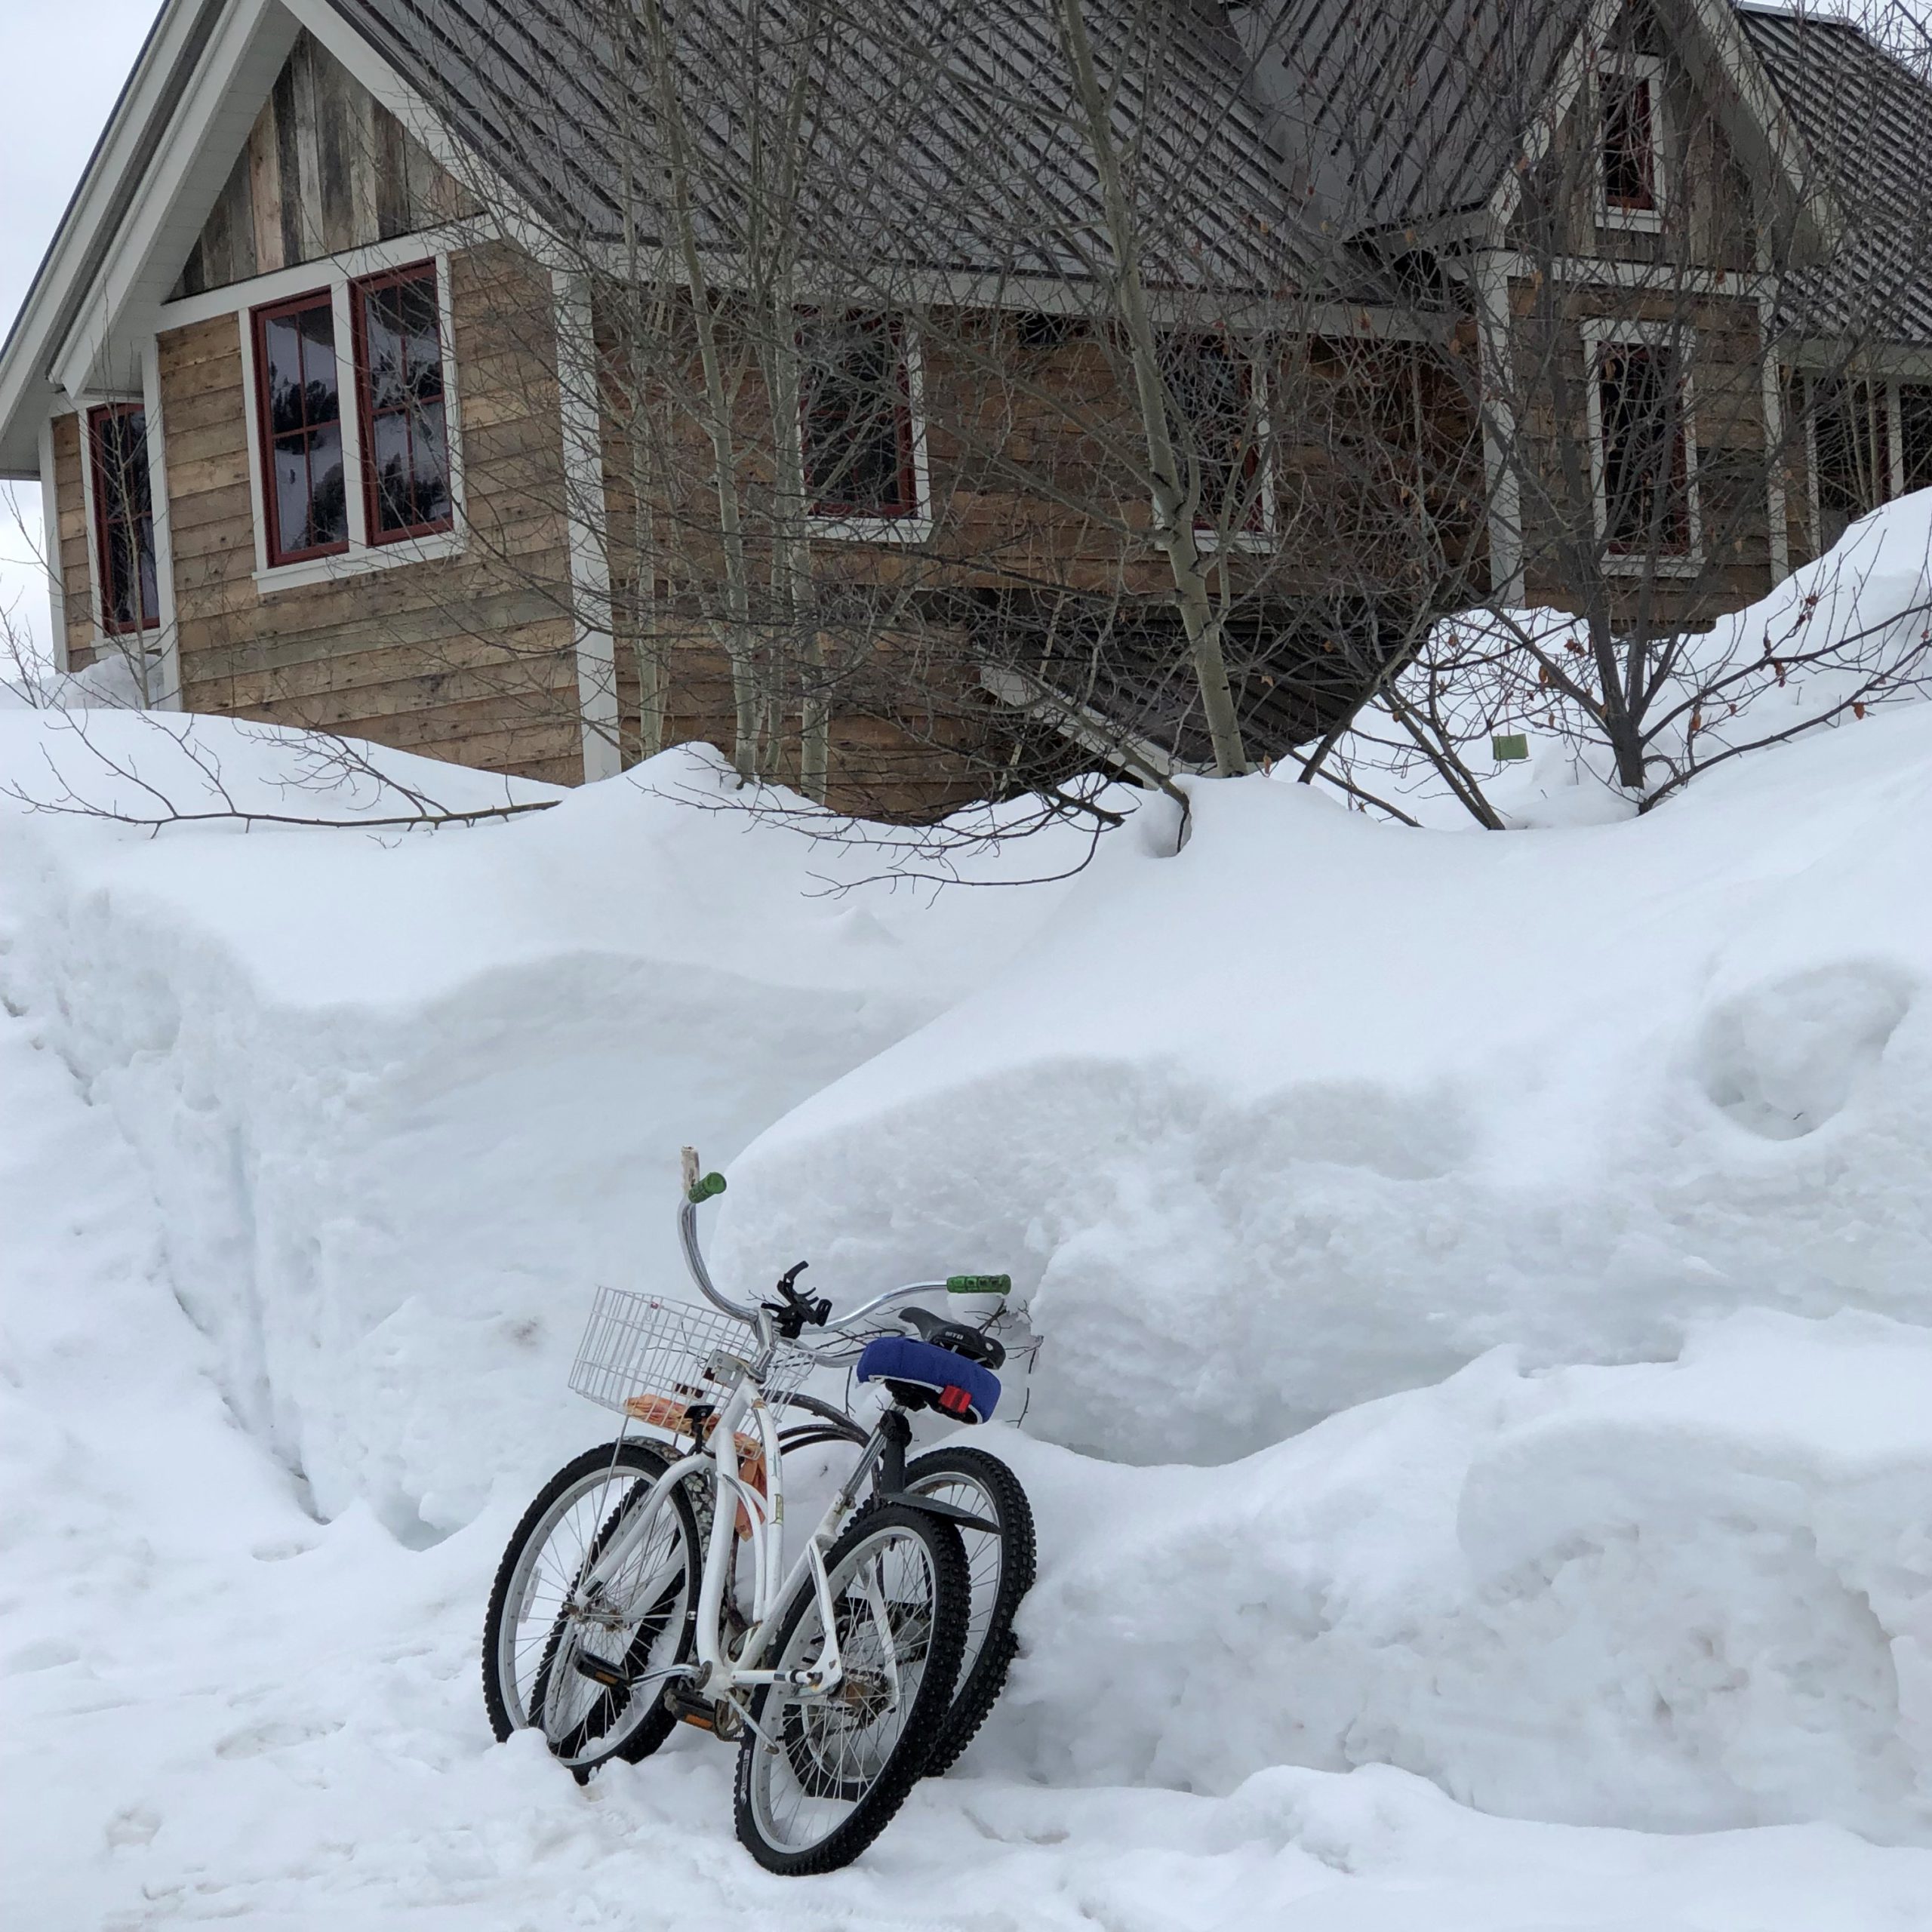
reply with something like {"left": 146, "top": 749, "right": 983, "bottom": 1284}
{"left": 2, "top": 0, "right": 1928, "bottom": 808}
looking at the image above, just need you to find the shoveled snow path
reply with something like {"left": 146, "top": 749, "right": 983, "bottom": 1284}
{"left": 4, "top": 992, "right": 1931, "bottom": 1925}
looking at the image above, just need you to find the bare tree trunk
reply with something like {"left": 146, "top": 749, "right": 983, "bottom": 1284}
{"left": 1055, "top": 0, "right": 1248, "bottom": 777}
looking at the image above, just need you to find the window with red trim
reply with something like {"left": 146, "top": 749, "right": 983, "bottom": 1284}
{"left": 1601, "top": 71, "right": 1658, "bottom": 213}
{"left": 352, "top": 265, "right": 452, "bottom": 543}
{"left": 254, "top": 291, "right": 349, "bottom": 565}
{"left": 88, "top": 403, "right": 159, "bottom": 633}
{"left": 801, "top": 313, "right": 917, "bottom": 518}
{"left": 1598, "top": 343, "right": 1691, "bottom": 553}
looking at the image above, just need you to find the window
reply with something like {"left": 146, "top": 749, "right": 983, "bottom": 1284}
{"left": 801, "top": 313, "right": 917, "bottom": 519}
{"left": 247, "top": 259, "right": 456, "bottom": 580}
{"left": 1598, "top": 57, "right": 1666, "bottom": 227}
{"left": 88, "top": 403, "right": 159, "bottom": 634}
{"left": 1811, "top": 378, "right": 1890, "bottom": 522}
{"left": 352, "top": 265, "right": 453, "bottom": 543}
{"left": 1162, "top": 334, "right": 1266, "bottom": 533}
{"left": 254, "top": 290, "right": 349, "bottom": 565}
{"left": 1596, "top": 341, "right": 1694, "bottom": 555}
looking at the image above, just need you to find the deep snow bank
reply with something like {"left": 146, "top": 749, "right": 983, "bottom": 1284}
{"left": 981, "top": 1309, "right": 1932, "bottom": 1841}
{"left": 719, "top": 702, "right": 1932, "bottom": 1462}
{"left": 0, "top": 712, "right": 1087, "bottom": 1530}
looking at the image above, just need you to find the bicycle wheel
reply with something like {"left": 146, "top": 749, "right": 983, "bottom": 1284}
{"left": 734, "top": 1503, "right": 968, "bottom": 1874}
{"left": 903, "top": 1444, "right": 1036, "bottom": 1776}
{"left": 482, "top": 1438, "right": 701, "bottom": 1777}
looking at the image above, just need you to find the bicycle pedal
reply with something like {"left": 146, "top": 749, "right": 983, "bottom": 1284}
{"left": 661, "top": 1684, "right": 718, "bottom": 1732}
{"left": 572, "top": 1654, "right": 629, "bottom": 1690}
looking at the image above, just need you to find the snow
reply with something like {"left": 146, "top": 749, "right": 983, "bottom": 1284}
{"left": 718, "top": 698, "right": 1932, "bottom": 1469}
{"left": 10, "top": 686, "right": 1932, "bottom": 1918}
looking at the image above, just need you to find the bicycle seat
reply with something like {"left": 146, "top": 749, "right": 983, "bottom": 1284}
{"left": 856, "top": 1335, "right": 1001, "bottom": 1424}
{"left": 896, "top": 1304, "right": 1005, "bottom": 1368}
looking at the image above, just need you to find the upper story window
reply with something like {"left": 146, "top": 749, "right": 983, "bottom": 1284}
{"left": 248, "top": 259, "right": 455, "bottom": 580}
{"left": 1595, "top": 337, "right": 1695, "bottom": 558}
{"left": 801, "top": 313, "right": 918, "bottom": 520}
{"left": 353, "top": 266, "right": 454, "bottom": 542}
{"left": 1162, "top": 333, "right": 1267, "bottom": 534}
{"left": 1598, "top": 56, "right": 1666, "bottom": 229}
{"left": 255, "top": 291, "right": 349, "bottom": 565}
{"left": 87, "top": 403, "right": 160, "bottom": 634}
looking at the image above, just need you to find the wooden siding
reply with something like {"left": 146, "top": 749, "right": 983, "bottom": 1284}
{"left": 171, "top": 30, "right": 463, "bottom": 300}
{"left": 51, "top": 413, "right": 95, "bottom": 671}
{"left": 160, "top": 243, "right": 584, "bottom": 784}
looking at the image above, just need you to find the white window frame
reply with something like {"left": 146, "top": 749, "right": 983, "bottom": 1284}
{"left": 1595, "top": 52, "right": 1671, "bottom": 236}
{"left": 1188, "top": 337, "right": 1278, "bottom": 555}
{"left": 799, "top": 315, "right": 933, "bottom": 545}
{"left": 1583, "top": 317, "right": 1703, "bottom": 577}
{"left": 171, "top": 240, "right": 466, "bottom": 595}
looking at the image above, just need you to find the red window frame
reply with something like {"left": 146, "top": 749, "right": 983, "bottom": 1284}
{"left": 349, "top": 261, "right": 454, "bottom": 546}
{"left": 799, "top": 312, "right": 919, "bottom": 520}
{"left": 1601, "top": 70, "right": 1658, "bottom": 213}
{"left": 251, "top": 287, "right": 349, "bottom": 567}
{"left": 87, "top": 401, "right": 160, "bottom": 635}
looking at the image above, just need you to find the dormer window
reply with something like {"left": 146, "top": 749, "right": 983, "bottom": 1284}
{"left": 1598, "top": 56, "right": 1666, "bottom": 229}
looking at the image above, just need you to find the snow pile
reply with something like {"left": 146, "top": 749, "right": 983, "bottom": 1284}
{"left": 718, "top": 702, "right": 1932, "bottom": 1465}
{"left": 0, "top": 709, "right": 1087, "bottom": 1533}
{"left": 14, "top": 657, "right": 1932, "bottom": 1909}
{"left": 981, "top": 1309, "right": 1932, "bottom": 1840}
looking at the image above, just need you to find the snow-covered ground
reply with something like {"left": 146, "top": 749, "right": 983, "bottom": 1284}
{"left": 10, "top": 642, "right": 1932, "bottom": 1918}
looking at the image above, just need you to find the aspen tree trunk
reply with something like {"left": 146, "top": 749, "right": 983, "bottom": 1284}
{"left": 641, "top": 0, "right": 761, "bottom": 777}
{"left": 1055, "top": 0, "right": 1248, "bottom": 777}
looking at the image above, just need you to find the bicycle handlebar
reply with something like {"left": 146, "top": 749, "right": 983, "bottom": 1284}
{"left": 675, "top": 1146, "right": 1010, "bottom": 1344}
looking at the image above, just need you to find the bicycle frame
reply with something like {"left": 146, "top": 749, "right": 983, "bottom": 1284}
{"left": 583, "top": 1362, "right": 896, "bottom": 1715}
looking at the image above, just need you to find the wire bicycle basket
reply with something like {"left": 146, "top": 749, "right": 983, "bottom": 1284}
{"left": 569, "top": 1286, "right": 817, "bottom": 1427}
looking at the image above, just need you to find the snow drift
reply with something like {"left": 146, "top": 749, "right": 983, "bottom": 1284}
{"left": 983, "top": 1308, "right": 1932, "bottom": 1841}
{"left": 718, "top": 701, "right": 1932, "bottom": 1466}
{"left": 0, "top": 710, "right": 1084, "bottom": 1531}
{"left": 13, "top": 516, "right": 1932, "bottom": 1895}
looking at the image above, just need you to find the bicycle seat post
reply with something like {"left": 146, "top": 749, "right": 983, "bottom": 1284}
{"left": 876, "top": 1406, "right": 911, "bottom": 1494}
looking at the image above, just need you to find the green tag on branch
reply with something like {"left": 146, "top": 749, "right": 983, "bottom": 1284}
{"left": 686, "top": 1171, "right": 728, "bottom": 1204}
{"left": 947, "top": 1273, "right": 1011, "bottom": 1297}
{"left": 1492, "top": 733, "right": 1530, "bottom": 761}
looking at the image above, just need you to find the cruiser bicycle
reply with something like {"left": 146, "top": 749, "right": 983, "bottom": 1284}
{"left": 481, "top": 1149, "right": 1035, "bottom": 1874}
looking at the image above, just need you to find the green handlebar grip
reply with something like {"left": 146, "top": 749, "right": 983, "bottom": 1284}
{"left": 946, "top": 1273, "right": 1011, "bottom": 1297}
{"left": 686, "top": 1171, "right": 728, "bottom": 1204}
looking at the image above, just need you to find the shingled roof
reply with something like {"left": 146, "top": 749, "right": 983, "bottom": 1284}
{"left": 325, "top": 0, "right": 1337, "bottom": 293}
{"left": 1739, "top": 4, "right": 1932, "bottom": 347}
{"left": 1229, "top": 0, "right": 1589, "bottom": 233}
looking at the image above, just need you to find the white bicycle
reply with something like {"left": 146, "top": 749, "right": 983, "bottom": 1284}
{"left": 481, "top": 1149, "right": 1034, "bottom": 1874}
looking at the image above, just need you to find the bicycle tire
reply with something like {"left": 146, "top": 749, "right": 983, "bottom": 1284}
{"left": 902, "top": 1444, "right": 1036, "bottom": 1775}
{"left": 482, "top": 1438, "right": 700, "bottom": 1777}
{"left": 733, "top": 1503, "right": 968, "bottom": 1874}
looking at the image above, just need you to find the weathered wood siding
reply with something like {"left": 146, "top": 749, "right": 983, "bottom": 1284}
{"left": 171, "top": 30, "right": 463, "bottom": 300}
{"left": 51, "top": 413, "right": 95, "bottom": 671}
{"left": 160, "top": 243, "right": 584, "bottom": 783}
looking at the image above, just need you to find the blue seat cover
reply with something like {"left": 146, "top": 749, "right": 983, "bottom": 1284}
{"left": 855, "top": 1334, "right": 1001, "bottom": 1423}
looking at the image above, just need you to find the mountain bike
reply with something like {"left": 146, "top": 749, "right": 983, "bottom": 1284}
{"left": 481, "top": 1149, "right": 1035, "bottom": 1874}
